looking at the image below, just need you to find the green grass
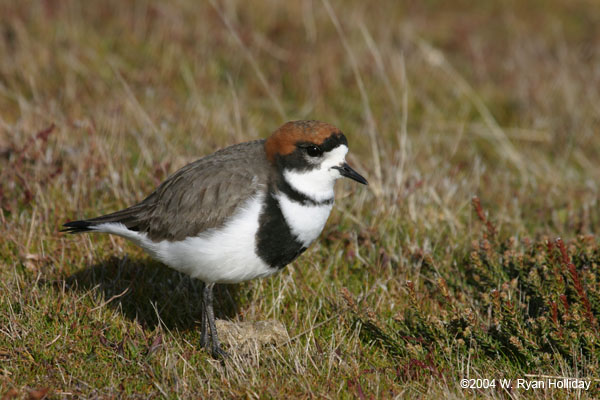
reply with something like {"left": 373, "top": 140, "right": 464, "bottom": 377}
{"left": 2, "top": 0, "right": 600, "bottom": 398}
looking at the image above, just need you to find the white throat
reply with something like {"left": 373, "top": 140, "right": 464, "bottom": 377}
{"left": 282, "top": 145, "right": 348, "bottom": 202}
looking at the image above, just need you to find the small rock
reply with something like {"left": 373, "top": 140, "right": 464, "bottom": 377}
{"left": 215, "top": 319, "right": 289, "bottom": 352}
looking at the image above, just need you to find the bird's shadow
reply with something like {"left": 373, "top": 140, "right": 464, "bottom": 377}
{"left": 60, "top": 255, "right": 242, "bottom": 331}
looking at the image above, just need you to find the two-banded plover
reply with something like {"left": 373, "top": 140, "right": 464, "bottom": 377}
{"left": 63, "top": 120, "right": 367, "bottom": 357}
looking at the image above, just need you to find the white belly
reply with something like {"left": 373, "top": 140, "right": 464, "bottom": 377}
{"left": 94, "top": 195, "right": 275, "bottom": 284}
{"left": 275, "top": 193, "right": 333, "bottom": 247}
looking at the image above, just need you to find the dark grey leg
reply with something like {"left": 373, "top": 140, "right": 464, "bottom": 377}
{"left": 203, "top": 283, "right": 227, "bottom": 358}
{"left": 199, "top": 282, "right": 209, "bottom": 349}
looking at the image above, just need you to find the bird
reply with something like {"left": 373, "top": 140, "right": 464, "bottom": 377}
{"left": 62, "top": 120, "right": 368, "bottom": 357}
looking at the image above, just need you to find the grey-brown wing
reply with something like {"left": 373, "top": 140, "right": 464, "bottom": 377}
{"left": 140, "top": 140, "right": 271, "bottom": 241}
{"left": 78, "top": 140, "right": 271, "bottom": 241}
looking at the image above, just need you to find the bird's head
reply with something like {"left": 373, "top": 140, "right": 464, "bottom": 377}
{"left": 265, "top": 120, "right": 367, "bottom": 201}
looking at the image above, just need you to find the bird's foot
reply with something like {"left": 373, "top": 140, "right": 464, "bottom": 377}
{"left": 211, "top": 344, "right": 229, "bottom": 359}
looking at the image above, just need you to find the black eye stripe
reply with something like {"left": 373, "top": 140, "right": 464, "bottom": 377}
{"left": 305, "top": 145, "right": 322, "bottom": 157}
{"left": 298, "top": 144, "right": 321, "bottom": 150}
{"left": 296, "top": 132, "right": 348, "bottom": 154}
{"left": 279, "top": 133, "right": 349, "bottom": 171}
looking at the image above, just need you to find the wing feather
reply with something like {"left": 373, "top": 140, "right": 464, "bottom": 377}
{"left": 64, "top": 140, "right": 271, "bottom": 241}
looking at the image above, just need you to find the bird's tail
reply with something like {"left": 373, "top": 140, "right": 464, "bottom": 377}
{"left": 61, "top": 206, "right": 144, "bottom": 234}
{"left": 61, "top": 219, "right": 95, "bottom": 233}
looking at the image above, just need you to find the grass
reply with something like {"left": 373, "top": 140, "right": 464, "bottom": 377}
{"left": 2, "top": 0, "right": 600, "bottom": 398}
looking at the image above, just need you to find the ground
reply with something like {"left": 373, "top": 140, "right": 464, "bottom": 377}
{"left": 1, "top": 0, "right": 600, "bottom": 398}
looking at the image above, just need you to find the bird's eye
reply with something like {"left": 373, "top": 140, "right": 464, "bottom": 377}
{"left": 305, "top": 145, "right": 323, "bottom": 157}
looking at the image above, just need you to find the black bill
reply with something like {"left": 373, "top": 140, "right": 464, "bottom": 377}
{"left": 333, "top": 163, "right": 368, "bottom": 185}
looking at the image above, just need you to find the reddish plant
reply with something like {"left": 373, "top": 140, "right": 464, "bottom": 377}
{"left": 472, "top": 196, "right": 496, "bottom": 239}
{"left": 556, "top": 238, "right": 596, "bottom": 328}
